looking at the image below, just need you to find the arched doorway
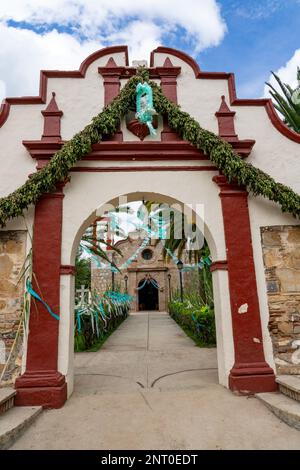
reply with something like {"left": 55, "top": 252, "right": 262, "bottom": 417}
{"left": 15, "top": 187, "right": 277, "bottom": 408}
{"left": 138, "top": 277, "right": 159, "bottom": 311}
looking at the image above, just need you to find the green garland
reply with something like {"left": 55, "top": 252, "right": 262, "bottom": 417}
{"left": 0, "top": 68, "right": 299, "bottom": 227}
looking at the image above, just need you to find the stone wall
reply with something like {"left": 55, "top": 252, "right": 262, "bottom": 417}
{"left": 261, "top": 225, "right": 300, "bottom": 375}
{"left": 0, "top": 231, "right": 26, "bottom": 380}
{"left": 90, "top": 234, "right": 180, "bottom": 311}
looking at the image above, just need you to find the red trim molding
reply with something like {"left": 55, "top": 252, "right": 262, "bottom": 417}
{"left": 98, "top": 57, "right": 122, "bottom": 106}
{"left": 213, "top": 175, "right": 276, "bottom": 394}
{"left": 70, "top": 165, "right": 217, "bottom": 172}
{"left": 98, "top": 57, "right": 123, "bottom": 141}
{"left": 41, "top": 92, "right": 63, "bottom": 142}
{"left": 215, "top": 95, "right": 255, "bottom": 157}
{"left": 14, "top": 371, "right": 67, "bottom": 409}
{"left": 210, "top": 260, "right": 228, "bottom": 272}
{"left": 150, "top": 46, "right": 201, "bottom": 76}
{"left": 158, "top": 57, "right": 181, "bottom": 141}
{"left": 23, "top": 140, "right": 253, "bottom": 164}
{"left": 60, "top": 265, "right": 76, "bottom": 275}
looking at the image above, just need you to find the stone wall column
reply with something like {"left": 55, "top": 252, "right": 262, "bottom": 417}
{"left": 213, "top": 175, "right": 277, "bottom": 393}
{"left": 15, "top": 186, "right": 67, "bottom": 408}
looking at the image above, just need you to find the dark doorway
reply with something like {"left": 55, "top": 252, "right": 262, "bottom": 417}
{"left": 138, "top": 278, "right": 159, "bottom": 311}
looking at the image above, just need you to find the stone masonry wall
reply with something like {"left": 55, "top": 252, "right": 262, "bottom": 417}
{"left": 0, "top": 230, "right": 26, "bottom": 372}
{"left": 261, "top": 225, "right": 300, "bottom": 375}
{"left": 91, "top": 234, "right": 179, "bottom": 311}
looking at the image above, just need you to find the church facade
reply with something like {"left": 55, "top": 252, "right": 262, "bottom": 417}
{"left": 91, "top": 232, "right": 180, "bottom": 312}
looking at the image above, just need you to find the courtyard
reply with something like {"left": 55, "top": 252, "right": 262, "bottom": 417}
{"left": 10, "top": 312, "right": 300, "bottom": 450}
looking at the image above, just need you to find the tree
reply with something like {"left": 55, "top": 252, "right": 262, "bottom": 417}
{"left": 75, "top": 258, "right": 91, "bottom": 290}
{"left": 266, "top": 68, "right": 300, "bottom": 133}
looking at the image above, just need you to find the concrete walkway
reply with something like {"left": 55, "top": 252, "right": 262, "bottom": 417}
{"left": 11, "top": 312, "right": 300, "bottom": 450}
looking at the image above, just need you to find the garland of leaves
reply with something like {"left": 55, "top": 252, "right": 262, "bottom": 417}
{"left": 0, "top": 68, "right": 299, "bottom": 227}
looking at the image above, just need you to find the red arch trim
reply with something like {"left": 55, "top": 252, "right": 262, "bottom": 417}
{"left": 151, "top": 46, "right": 300, "bottom": 144}
{"left": 0, "top": 45, "right": 129, "bottom": 127}
{"left": 2, "top": 44, "right": 300, "bottom": 144}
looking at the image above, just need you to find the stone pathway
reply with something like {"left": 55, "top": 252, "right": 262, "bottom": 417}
{"left": 11, "top": 312, "right": 300, "bottom": 449}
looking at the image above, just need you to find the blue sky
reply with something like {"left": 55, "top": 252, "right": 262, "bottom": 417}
{"left": 203, "top": 0, "right": 300, "bottom": 96}
{"left": 0, "top": 0, "right": 299, "bottom": 101}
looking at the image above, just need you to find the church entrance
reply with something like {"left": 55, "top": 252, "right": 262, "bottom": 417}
{"left": 138, "top": 277, "right": 159, "bottom": 311}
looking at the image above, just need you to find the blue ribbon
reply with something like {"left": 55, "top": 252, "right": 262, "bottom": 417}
{"left": 136, "top": 279, "right": 148, "bottom": 291}
{"left": 26, "top": 278, "right": 60, "bottom": 321}
{"left": 150, "top": 279, "right": 159, "bottom": 289}
{"left": 76, "top": 311, "right": 82, "bottom": 333}
{"left": 192, "top": 312, "right": 205, "bottom": 331}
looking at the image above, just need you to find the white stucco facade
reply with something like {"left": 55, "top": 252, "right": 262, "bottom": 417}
{"left": 1, "top": 46, "right": 299, "bottom": 399}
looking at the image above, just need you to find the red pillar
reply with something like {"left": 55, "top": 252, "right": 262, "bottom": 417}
{"left": 156, "top": 57, "right": 181, "bottom": 141}
{"left": 213, "top": 175, "right": 277, "bottom": 393}
{"left": 98, "top": 57, "right": 123, "bottom": 141}
{"left": 15, "top": 185, "right": 67, "bottom": 408}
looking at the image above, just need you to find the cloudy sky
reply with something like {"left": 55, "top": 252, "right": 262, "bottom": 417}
{"left": 0, "top": 0, "right": 299, "bottom": 102}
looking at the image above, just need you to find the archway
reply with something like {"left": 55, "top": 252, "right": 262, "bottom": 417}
{"left": 15, "top": 184, "right": 277, "bottom": 408}
{"left": 138, "top": 277, "right": 159, "bottom": 311}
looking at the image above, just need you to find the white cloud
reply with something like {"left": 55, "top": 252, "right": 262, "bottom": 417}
{"left": 0, "top": 0, "right": 227, "bottom": 101}
{"left": 0, "top": 23, "right": 101, "bottom": 100}
{"left": 106, "top": 20, "right": 162, "bottom": 61}
{"left": 264, "top": 49, "right": 300, "bottom": 97}
{"left": 0, "top": 1, "right": 227, "bottom": 50}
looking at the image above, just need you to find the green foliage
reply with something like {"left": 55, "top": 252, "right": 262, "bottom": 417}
{"left": 74, "top": 301, "right": 129, "bottom": 352}
{"left": 196, "top": 243, "right": 214, "bottom": 308}
{"left": 75, "top": 257, "right": 91, "bottom": 290}
{"left": 266, "top": 70, "right": 300, "bottom": 133}
{"left": 152, "top": 82, "right": 300, "bottom": 218}
{"left": 169, "top": 298, "right": 216, "bottom": 347}
{"left": 74, "top": 313, "right": 126, "bottom": 352}
{"left": 0, "top": 67, "right": 299, "bottom": 227}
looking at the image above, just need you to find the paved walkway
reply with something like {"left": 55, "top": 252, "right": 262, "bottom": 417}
{"left": 11, "top": 312, "right": 300, "bottom": 449}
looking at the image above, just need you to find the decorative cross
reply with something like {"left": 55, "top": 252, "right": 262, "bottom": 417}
{"left": 75, "top": 285, "right": 90, "bottom": 307}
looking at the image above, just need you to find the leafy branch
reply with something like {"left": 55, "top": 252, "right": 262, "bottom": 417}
{"left": 0, "top": 67, "right": 299, "bottom": 227}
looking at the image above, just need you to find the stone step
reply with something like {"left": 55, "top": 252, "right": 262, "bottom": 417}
{"left": 256, "top": 392, "right": 300, "bottom": 431}
{"left": 0, "top": 405, "right": 42, "bottom": 449}
{"left": 276, "top": 375, "right": 300, "bottom": 402}
{"left": 0, "top": 388, "right": 16, "bottom": 415}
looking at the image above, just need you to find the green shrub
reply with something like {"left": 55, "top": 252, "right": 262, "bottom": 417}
{"left": 169, "top": 299, "right": 216, "bottom": 347}
{"left": 74, "top": 301, "right": 129, "bottom": 352}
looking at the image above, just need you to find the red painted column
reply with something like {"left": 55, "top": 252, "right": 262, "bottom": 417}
{"left": 156, "top": 58, "right": 181, "bottom": 141}
{"left": 98, "top": 57, "right": 123, "bottom": 141}
{"left": 41, "top": 92, "right": 63, "bottom": 142}
{"left": 15, "top": 185, "right": 67, "bottom": 408}
{"left": 213, "top": 175, "right": 277, "bottom": 393}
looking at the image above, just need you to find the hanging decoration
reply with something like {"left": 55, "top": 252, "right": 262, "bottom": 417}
{"left": 0, "top": 67, "right": 299, "bottom": 226}
{"left": 80, "top": 202, "right": 211, "bottom": 274}
{"left": 74, "top": 290, "right": 134, "bottom": 335}
{"left": 135, "top": 82, "right": 157, "bottom": 135}
{"left": 136, "top": 276, "right": 160, "bottom": 291}
{"left": 163, "top": 247, "right": 211, "bottom": 272}
{"left": 26, "top": 278, "right": 60, "bottom": 321}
